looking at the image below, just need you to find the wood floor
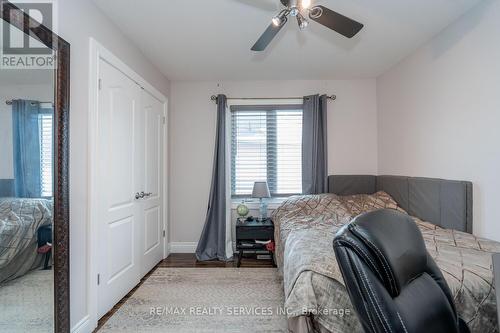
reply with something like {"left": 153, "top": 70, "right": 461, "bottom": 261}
{"left": 94, "top": 253, "right": 274, "bottom": 332}
{"left": 160, "top": 253, "right": 275, "bottom": 268}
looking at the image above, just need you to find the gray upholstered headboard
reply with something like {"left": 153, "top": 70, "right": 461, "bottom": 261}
{"left": 328, "top": 175, "right": 473, "bottom": 233}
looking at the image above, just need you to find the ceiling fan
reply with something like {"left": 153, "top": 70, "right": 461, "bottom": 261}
{"left": 251, "top": 0, "right": 364, "bottom": 51}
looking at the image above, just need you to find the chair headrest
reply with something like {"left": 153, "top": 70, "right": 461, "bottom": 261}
{"left": 341, "top": 209, "right": 428, "bottom": 296}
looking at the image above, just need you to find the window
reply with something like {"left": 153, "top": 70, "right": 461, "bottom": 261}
{"left": 231, "top": 105, "right": 303, "bottom": 197}
{"left": 39, "top": 113, "right": 53, "bottom": 197}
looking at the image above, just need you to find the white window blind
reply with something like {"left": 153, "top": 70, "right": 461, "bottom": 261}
{"left": 39, "top": 113, "right": 53, "bottom": 197}
{"left": 231, "top": 105, "right": 303, "bottom": 197}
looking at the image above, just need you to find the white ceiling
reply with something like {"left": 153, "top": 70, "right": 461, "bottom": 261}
{"left": 93, "top": 0, "right": 482, "bottom": 81}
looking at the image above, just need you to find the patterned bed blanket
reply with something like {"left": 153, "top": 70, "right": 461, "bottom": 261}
{"left": 0, "top": 198, "right": 52, "bottom": 284}
{"left": 272, "top": 192, "right": 500, "bottom": 333}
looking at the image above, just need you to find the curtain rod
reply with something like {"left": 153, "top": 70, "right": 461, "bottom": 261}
{"left": 210, "top": 95, "right": 336, "bottom": 102}
{"left": 5, "top": 100, "right": 53, "bottom": 105}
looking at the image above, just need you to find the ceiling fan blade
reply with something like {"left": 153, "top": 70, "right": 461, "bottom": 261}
{"left": 251, "top": 20, "right": 287, "bottom": 51}
{"left": 309, "top": 5, "right": 363, "bottom": 38}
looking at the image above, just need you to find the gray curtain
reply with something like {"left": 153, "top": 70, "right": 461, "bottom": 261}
{"left": 12, "top": 100, "right": 43, "bottom": 198}
{"left": 196, "top": 94, "right": 230, "bottom": 261}
{"left": 302, "top": 94, "right": 328, "bottom": 194}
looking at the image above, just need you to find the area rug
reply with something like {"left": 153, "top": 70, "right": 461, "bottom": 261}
{"left": 0, "top": 269, "right": 53, "bottom": 333}
{"left": 99, "top": 268, "right": 288, "bottom": 333}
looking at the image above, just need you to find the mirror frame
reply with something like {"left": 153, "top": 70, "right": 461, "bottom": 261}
{"left": 1, "top": 1, "right": 70, "bottom": 332}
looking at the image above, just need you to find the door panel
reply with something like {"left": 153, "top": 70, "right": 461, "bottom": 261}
{"left": 97, "top": 59, "right": 141, "bottom": 317}
{"left": 108, "top": 89, "right": 136, "bottom": 207}
{"left": 145, "top": 106, "right": 161, "bottom": 197}
{"left": 107, "top": 217, "right": 134, "bottom": 282}
{"left": 140, "top": 90, "right": 164, "bottom": 276}
{"left": 144, "top": 206, "right": 160, "bottom": 254}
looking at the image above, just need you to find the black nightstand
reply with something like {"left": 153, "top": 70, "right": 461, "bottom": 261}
{"left": 235, "top": 218, "right": 276, "bottom": 267}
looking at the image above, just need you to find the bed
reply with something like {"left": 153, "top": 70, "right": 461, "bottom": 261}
{"left": 272, "top": 175, "right": 500, "bottom": 333}
{"left": 0, "top": 198, "right": 53, "bottom": 284}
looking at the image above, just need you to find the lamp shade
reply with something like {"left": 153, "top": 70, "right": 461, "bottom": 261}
{"left": 252, "top": 181, "right": 271, "bottom": 198}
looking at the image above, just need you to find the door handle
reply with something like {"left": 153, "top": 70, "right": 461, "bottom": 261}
{"left": 135, "top": 192, "right": 152, "bottom": 200}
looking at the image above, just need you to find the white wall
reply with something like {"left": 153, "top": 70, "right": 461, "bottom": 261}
{"left": 0, "top": 84, "right": 53, "bottom": 179}
{"left": 377, "top": 0, "right": 500, "bottom": 241}
{"left": 169, "top": 79, "right": 378, "bottom": 244}
{"left": 56, "top": 0, "right": 170, "bottom": 330}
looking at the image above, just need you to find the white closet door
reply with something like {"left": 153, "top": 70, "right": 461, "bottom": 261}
{"left": 96, "top": 59, "right": 142, "bottom": 317}
{"left": 139, "top": 89, "right": 165, "bottom": 276}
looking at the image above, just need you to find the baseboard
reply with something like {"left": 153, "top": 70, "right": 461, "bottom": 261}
{"left": 72, "top": 315, "right": 91, "bottom": 333}
{"left": 169, "top": 242, "right": 198, "bottom": 253}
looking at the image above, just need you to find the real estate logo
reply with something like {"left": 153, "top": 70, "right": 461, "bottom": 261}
{"left": 1, "top": 0, "right": 57, "bottom": 69}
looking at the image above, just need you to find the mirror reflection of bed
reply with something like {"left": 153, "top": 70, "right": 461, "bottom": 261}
{"left": 0, "top": 67, "right": 55, "bottom": 332}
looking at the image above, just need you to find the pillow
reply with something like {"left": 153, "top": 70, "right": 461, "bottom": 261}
{"left": 338, "top": 191, "right": 408, "bottom": 216}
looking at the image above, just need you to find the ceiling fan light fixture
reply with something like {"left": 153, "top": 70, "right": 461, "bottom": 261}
{"left": 297, "top": 13, "right": 309, "bottom": 30}
{"left": 272, "top": 16, "right": 281, "bottom": 26}
{"left": 272, "top": 9, "right": 289, "bottom": 26}
{"left": 309, "top": 6, "right": 323, "bottom": 19}
{"left": 251, "top": 2, "right": 364, "bottom": 51}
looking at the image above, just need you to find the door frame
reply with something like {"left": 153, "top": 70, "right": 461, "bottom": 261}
{"left": 87, "top": 38, "right": 169, "bottom": 331}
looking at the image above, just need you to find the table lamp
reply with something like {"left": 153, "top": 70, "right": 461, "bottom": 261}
{"left": 252, "top": 181, "right": 271, "bottom": 221}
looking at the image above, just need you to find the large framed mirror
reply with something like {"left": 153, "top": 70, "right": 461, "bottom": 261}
{"left": 0, "top": 1, "right": 70, "bottom": 332}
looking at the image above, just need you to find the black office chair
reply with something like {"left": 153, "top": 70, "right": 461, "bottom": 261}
{"left": 333, "top": 209, "right": 469, "bottom": 333}
{"left": 493, "top": 253, "right": 500, "bottom": 331}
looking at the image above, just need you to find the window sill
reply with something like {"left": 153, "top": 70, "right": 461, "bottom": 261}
{"left": 231, "top": 197, "right": 289, "bottom": 210}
